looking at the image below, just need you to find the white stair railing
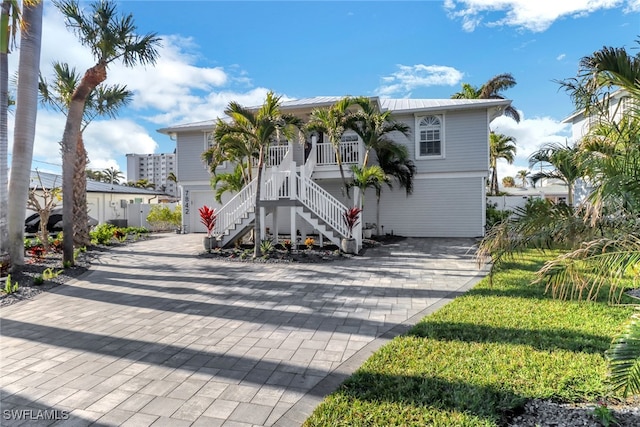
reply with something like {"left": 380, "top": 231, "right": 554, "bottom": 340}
{"left": 263, "top": 147, "right": 292, "bottom": 200}
{"left": 303, "top": 143, "right": 316, "bottom": 178}
{"left": 295, "top": 173, "right": 350, "bottom": 238}
{"left": 213, "top": 178, "right": 256, "bottom": 237}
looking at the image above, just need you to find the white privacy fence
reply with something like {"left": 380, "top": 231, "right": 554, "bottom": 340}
{"left": 126, "top": 203, "right": 180, "bottom": 229}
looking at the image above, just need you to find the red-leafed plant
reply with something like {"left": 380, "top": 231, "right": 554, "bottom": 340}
{"left": 199, "top": 206, "right": 217, "bottom": 237}
{"left": 342, "top": 207, "right": 362, "bottom": 239}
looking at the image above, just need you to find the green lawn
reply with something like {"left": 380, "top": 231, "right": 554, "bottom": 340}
{"left": 304, "top": 251, "right": 636, "bottom": 426}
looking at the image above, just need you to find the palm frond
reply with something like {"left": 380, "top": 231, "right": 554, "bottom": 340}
{"left": 606, "top": 311, "right": 640, "bottom": 397}
{"left": 535, "top": 234, "right": 640, "bottom": 302}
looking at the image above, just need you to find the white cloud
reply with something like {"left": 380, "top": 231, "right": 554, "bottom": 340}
{"left": 443, "top": 0, "right": 636, "bottom": 32}
{"left": 375, "top": 64, "right": 464, "bottom": 97}
{"left": 490, "top": 112, "right": 570, "bottom": 182}
{"left": 6, "top": 3, "right": 277, "bottom": 175}
{"left": 556, "top": 53, "right": 566, "bottom": 61}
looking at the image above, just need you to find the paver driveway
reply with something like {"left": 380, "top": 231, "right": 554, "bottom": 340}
{"left": 0, "top": 234, "right": 486, "bottom": 426}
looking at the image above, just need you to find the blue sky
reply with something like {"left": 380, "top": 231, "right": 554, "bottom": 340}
{"left": 7, "top": 0, "right": 640, "bottom": 182}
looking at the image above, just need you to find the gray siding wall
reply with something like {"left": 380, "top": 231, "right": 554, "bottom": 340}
{"left": 176, "top": 131, "right": 211, "bottom": 182}
{"left": 177, "top": 131, "right": 233, "bottom": 182}
{"left": 391, "top": 109, "right": 489, "bottom": 174}
{"left": 377, "top": 176, "right": 485, "bottom": 237}
{"left": 319, "top": 177, "right": 484, "bottom": 238}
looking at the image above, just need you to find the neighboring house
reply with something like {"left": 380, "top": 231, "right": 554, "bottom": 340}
{"left": 561, "top": 89, "right": 633, "bottom": 204}
{"left": 28, "top": 170, "right": 164, "bottom": 227}
{"left": 562, "top": 89, "right": 632, "bottom": 141}
{"left": 157, "top": 96, "right": 511, "bottom": 248}
{"left": 126, "top": 152, "right": 179, "bottom": 198}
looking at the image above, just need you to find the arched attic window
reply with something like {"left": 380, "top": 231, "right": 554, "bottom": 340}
{"left": 417, "top": 115, "right": 442, "bottom": 157}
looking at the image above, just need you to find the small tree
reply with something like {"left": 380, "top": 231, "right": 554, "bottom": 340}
{"left": 26, "top": 172, "right": 62, "bottom": 251}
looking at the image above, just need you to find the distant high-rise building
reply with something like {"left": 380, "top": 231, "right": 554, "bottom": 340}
{"left": 126, "top": 153, "right": 179, "bottom": 197}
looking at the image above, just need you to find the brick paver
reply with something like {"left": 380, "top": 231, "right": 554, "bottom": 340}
{"left": 1, "top": 234, "right": 487, "bottom": 426}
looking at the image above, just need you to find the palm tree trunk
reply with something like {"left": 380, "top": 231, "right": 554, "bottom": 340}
{"left": 73, "top": 132, "right": 90, "bottom": 247}
{"left": 0, "top": 47, "right": 9, "bottom": 256}
{"left": 491, "top": 167, "right": 499, "bottom": 195}
{"left": 62, "top": 62, "right": 107, "bottom": 264}
{"left": 253, "top": 146, "right": 264, "bottom": 258}
{"left": 334, "top": 146, "right": 350, "bottom": 198}
{"left": 7, "top": 0, "right": 42, "bottom": 270}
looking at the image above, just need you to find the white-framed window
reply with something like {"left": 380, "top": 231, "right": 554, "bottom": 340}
{"left": 415, "top": 115, "right": 444, "bottom": 158}
{"left": 204, "top": 132, "right": 214, "bottom": 150}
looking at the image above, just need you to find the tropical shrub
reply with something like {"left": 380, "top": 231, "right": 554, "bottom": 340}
{"left": 342, "top": 207, "right": 362, "bottom": 239}
{"left": 485, "top": 201, "right": 510, "bottom": 229}
{"left": 90, "top": 223, "right": 117, "bottom": 245}
{"left": 146, "top": 205, "right": 181, "bottom": 231}
{"left": 198, "top": 205, "right": 217, "bottom": 237}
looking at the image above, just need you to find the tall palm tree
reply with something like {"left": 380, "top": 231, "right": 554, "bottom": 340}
{"left": 516, "top": 169, "right": 530, "bottom": 188}
{"left": 489, "top": 132, "right": 516, "bottom": 195}
{"left": 452, "top": 73, "right": 521, "bottom": 123}
{"left": 0, "top": 0, "right": 22, "bottom": 257}
{"left": 528, "top": 142, "right": 581, "bottom": 206}
{"left": 347, "top": 96, "right": 410, "bottom": 168}
{"left": 101, "top": 166, "right": 124, "bottom": 184}
{"left": 53, "top": 0, "right": 160, "bottom": 264}
{"left": 307, "top": 97, "right": 357, "bottom": 196}
{"left": 39, "top": 61, "right": 132, "bottom": 246}
{"left": 215, "top": 91, "right": 303, "bottom": 257}
{"left": 167, "top": 171, "right": 177, "bottom": 184}
{"left": 6, "top": 0, "right": 42, "bottom": 269}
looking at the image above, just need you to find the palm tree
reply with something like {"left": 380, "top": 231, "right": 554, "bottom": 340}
{"left": 6, "top": 0, "right": 42, "bottom": 269}
{"left": 516, "top": 169, "right": 530, "bottom": 188}
{"left": 452, "top": 73, "right": 521, "bottom": 123}
{"left": 529, "top": 142, "right": 582, "bottom": 206}
{"left": 347, "top": 96, "right": 410, "bottom": 168}
{"left": 133, "top": 178, "right": 154, "bottom": 189}
{"left": 0, "top": 0, "right": 22, "bottom": 258}
{"left": 489, "top": 132, "right": 516, "bottom": 195}
{"left": 215, "top": 91, "right": 303, "bottom": 257}
{"left": 208, "top": 121, "right": 255, "bottom": 185}
{"left": 39, "top": 61, "right": 132, "bottom": 246}
{"left": 307, "top": 97, "right": 357, "bottom": 196}
{"left": 502, "top": 176, "right": 516, "bottom": 188}
{"left": 375, "top": 141, "right": 416, "bottom": 195}
{"left": 85, "top": 168, "right": 104, "bottom": 181}
{"left": 211, "top": 164, "right": 245, "bottom": 203}
{"left": 54, "top": 0, "right": 160, "bottom": 264}
{"left": 101, "top": 166, "right": 124, "bottom": 185}
{"left": 348, "top": 164, "right": 390, "bottom": 236}
{"left": 167, "top": 172, "right": 177, "bottom": 184}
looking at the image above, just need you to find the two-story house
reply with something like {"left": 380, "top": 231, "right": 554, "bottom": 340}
{"left": 158, "top": 96, "right": 511, "bottom": 249}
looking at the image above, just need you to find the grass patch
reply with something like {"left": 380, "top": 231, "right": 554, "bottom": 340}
{"left": 304, "top": 251, "right": 636, "bottom": 426}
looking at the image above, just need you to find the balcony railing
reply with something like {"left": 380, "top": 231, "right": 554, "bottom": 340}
{"left": 315, "top": 141, "right": 361, "bottom": 166}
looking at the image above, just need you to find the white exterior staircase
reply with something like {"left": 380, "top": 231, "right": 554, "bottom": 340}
{"left": 213, "top": 143, "right": 362, "bottom": 251}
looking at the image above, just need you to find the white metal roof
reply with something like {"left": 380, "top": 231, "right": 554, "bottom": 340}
{"left": 157, "top": 96, "right": 512, "bottom": 133}
{"left": 29, "top": 171, "right": 163, "bottom": 195}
